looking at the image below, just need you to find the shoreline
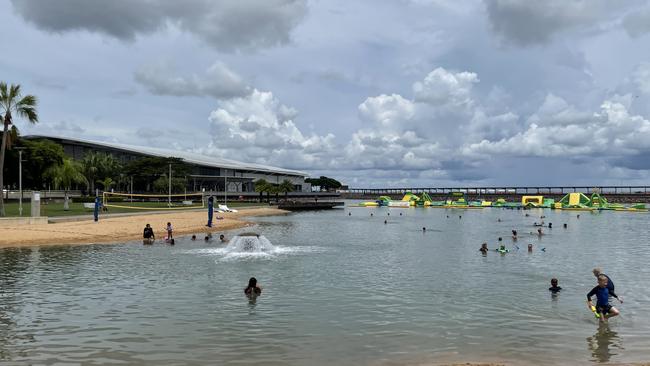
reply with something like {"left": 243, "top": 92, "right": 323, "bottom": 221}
{"left": 0, "top": 207, "right": 288, "bottom": 249}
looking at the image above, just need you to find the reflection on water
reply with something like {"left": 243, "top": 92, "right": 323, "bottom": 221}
{"left": 587, "top": 323, "right": 623, "bottom": 363}
{"left": 0, "top": 206, "right": 649, "bottom": 365}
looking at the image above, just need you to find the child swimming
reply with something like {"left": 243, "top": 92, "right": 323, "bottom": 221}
{"left": 479, "top": 243, "right": 488, "bottom": 254}
{"left": 587, "top": 275, "right": 622, "bottom": 322}
{"left": 549, "top": 278, "right": 562, "bottom": 293}
{"left": 244, "top": 277, "right": 262, "bottom": 297}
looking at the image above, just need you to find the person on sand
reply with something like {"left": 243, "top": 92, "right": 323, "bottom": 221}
{"left": 166, "top": 222, "right": 173, "bottom": 240}
{"left": 143, "top": 224, "right": 155, "bottom": 243}
{"left": 549, "top": 278, "right": 562, "bottom": 293}
{"left": 592, "top": 268, "right": 615, "bottom": 292}
{"left": 479, "top": 243, "right": 488, "bottom": 254}
{"left": 244, "top": 277, "right": 262, "bottom": 297}
{"left": 588, "top": 275, "right": 622, "bottom": 322}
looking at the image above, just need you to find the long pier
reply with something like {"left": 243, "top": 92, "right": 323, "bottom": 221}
{"left": 342, "top": 186, "right": 650, "bottom": 203}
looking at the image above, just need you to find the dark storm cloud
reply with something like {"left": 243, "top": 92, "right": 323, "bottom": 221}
{"left": 483, "top": 0, "right": 620, "bottom": 46}
{"left": 10, "top": 0, "right": 307, "bottom": 51}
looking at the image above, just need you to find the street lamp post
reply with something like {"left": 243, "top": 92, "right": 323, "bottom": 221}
{"left": 168, "top": 163, "right": 172, "bottom": 206}
{"left": 16, "top": 147, "right": 26, "bottom": 216}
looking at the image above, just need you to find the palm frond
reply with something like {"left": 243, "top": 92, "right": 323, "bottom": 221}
{"left": 0, "top": 82, "right": 8, "bottom": 106}
{"left": 8, "top": 84, "right": 21, "bottom": 106}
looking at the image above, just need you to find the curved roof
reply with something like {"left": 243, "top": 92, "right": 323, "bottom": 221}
{"left": 25, "top": 134, "right": 308, "bottom": 177}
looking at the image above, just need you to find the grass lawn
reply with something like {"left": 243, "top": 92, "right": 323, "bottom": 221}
{"left": 0, "top": 200, "right": 266, "bottom": 218}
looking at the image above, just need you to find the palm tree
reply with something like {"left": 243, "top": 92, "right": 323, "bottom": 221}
{"left": 81, "top": 152, "right": 102, "bottom": 193}
{"left": 278, "top": 179, "right": 295, "bottom": 200}
{"left": 46, "top": 159, "right": 88, "bottom": 210}
{"left": 97, "top": 177, "right": 115, "bottom": 192}
{"left": 254, "top": 179, "right": 270, "bottom": 203}
{"left": 81, "top": 152, "right": 120, "bottom": 193}
{"left": 0, "top": 83, "right": 38, "bottom": 216}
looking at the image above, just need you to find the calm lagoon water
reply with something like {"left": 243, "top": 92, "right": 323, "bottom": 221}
{"left": 1, "top": 203, "right": 650, "bottom": 365}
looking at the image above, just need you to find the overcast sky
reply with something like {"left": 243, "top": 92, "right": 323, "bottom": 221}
{"left": 3, "top": 0, "right": 650, "bottom": 187}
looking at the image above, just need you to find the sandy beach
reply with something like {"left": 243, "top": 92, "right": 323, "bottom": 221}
{"left": 0, "top": 207, "right": 288, "bottom": 248}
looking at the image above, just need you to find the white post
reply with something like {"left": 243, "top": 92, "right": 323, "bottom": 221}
{"left": 18, "top": 149, "right": 23, "bottom": 216}
{"left": 224, "top": 176, "right": 228, "bottom": 205}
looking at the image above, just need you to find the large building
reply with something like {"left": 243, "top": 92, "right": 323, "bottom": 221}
{"left": 25, "top": 135, "right": 310, "bottom": 193}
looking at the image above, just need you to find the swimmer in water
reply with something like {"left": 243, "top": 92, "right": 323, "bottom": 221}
{"left": 537, "top": 228, "right": 543, "bottom": 236}
{"left": 244, "top": 277, "right": 262, "bottom": 298}
{"left": 587, "top": 275, "right": 622, "bottom": 322}
{"left": 512, "top": 229, "right": 518, "bottom": 240}
{"left": 384, "top": 220, "right": 387, "bottom": 224}
{"left": 528, "top": 243, "right": 533, "bottom": 252}
{"left": 479, "top": 243, "right": 488, "bottom": 254}
{"left": 563, "top": 223, "right": 568, "bottom": 229}
{"left": 577, "top": 214, "right": 580, "bottom": 219}
{"left": 371, "top": 213, "right": 373, "bottom": 217}
{"left": 220, "top": 234, "right": 227, "bottom": 243}
{"left": 348, "top": 212, "right": 351, "bottom": 216}
{"left": 459, "top": 215, "right": 462, "bottom": 219}
{"left": 549, "top": 278, "right": 562, "bottom": 293}
{"left": 422, "top": 227, "right": 426, "bottom": 232}
{"left": 191, "top": 235, "right": 196, "bottom": 241}
{"left": 498, "top": 237, "right": 506, "bottom": 251}
{"left": 548, "top": 222, "right": 553, "bottom": 229}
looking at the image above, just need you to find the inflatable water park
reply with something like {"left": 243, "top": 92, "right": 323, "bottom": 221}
{"left": 358, "top": 190, "right": 647, "bottom": 212}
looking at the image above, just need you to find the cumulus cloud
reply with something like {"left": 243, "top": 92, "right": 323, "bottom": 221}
{"left": 484, "top": 0, "right": 613, "bottom": 46}
{"left": 413, "top": 67, "right": 478, "bottom": 106}
{"left": 134, "top": 61, "right": 249, "bottom": 99}
{"left": 10, "top": 0, "right": 307, "bottom": 51}
{"left": 464, "top": 96, "right": 650, "bottom": 159}
{"left": 358, "top": 94, "right": 415, "bottom": 129}
{"left": 202, "top": 89, "right": 336, "bottom": 169}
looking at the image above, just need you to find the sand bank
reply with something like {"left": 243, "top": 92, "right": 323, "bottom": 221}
{"left": 0, "top": 207, "right": 287, "bottom": 248}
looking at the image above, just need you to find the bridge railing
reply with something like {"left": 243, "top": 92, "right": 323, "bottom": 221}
{"left": 346, "top": 186, "right": 650, "bottom": 195}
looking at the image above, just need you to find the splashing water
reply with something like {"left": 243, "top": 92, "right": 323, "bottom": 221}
{"left": 182, "top": 233, "right": 322, "bottom": 260}
{"left": 224, "top": 234, "right": 275, "bottom": 253}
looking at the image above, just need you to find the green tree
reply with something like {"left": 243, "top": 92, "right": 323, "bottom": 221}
{"left": 96, "top": 177, "right": 115, "bottom": 192}
{"left": 278, "top": 179, "right": 295, "bottom": 199}
{"left": 22, "top": 139, "right": 65, "bottom": 189}
{"left": 0, "top": 83, "right": 38, "bottom": 216}
{"left": 254, "top": 179, "right": 271, "bottom": 203}
{"left": 152, "top": 175, "right": 186, "bottom": 194}
{"left": 46, "top": 159, "right": 88, "bottom": 210}
{"left": 81, "top": 152, "right": 121, "bottom": 192}
{"left": 124, "top": 156, "right": 190, "bottom": 193}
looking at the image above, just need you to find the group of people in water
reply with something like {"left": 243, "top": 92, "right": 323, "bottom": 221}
{"left": 481, "top": 213, "right": 623, "bottom": 322}
{"left": 142, "top": 222, "right": 227, "bottom": 245}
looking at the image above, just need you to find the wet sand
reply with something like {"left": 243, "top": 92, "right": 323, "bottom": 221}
{"left": 0, "top": 207, "right": 287, "bottom": 248}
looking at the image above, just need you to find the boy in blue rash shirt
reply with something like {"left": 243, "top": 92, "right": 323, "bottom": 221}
{"left": 587, "top": 275, "right": 623, "bottom": 321}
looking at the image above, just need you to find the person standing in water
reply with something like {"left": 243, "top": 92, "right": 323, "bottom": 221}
{"left": 245, "top": 277, "right": 262, "bottom": 297}
{"left": 587, "top": 275, "right": 622, "bottom": 321}
{"left": 166, "top": 222, "right": 173, "bottom": 240}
